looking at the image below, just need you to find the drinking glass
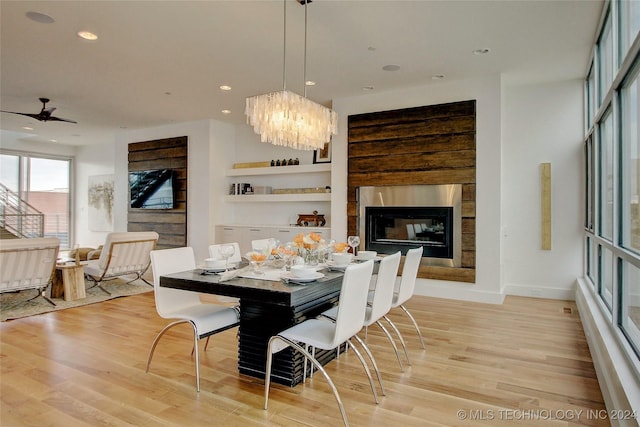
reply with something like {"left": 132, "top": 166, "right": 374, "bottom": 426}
{"left": 219, "top": 244, "right": 235, "bottom": 271}
{"left": 347, "top": 235, "right": 360, "bottom": 257}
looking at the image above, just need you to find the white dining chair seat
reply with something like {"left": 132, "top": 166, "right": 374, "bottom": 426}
{"left": 162, "top": 304, "right": 239, "bottom": 334}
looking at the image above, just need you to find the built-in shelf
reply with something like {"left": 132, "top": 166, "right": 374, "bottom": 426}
{"left": 226, "top": 163, "right": 331, "bottom": 177}
{"left": 224, "top": 193, "right": 331, "bottom": 203}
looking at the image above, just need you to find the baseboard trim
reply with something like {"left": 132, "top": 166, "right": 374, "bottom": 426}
{"left": 504, "top": 282, "right": 575, "bottom": 300}
{"left": 575, "top": 277, "right": 640, "bottom": 427}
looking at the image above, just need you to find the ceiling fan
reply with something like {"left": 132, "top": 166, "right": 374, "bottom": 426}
{"left": 0, "top": 97, "right": 77, "bottom": 123}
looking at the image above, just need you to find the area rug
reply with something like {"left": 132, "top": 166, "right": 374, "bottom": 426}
{"left": 0, "top": 278, "right": 153, "bottom": 322}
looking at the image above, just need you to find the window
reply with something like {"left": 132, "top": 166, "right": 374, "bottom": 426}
{"left": 598, "top": 11, "right": 614, "bottom": 104}
{"left": 620, "top": 259, "right": 640, "bottom": 356}
{"left": 620, "top": 0, "right": 640, "bottom": 59}
{"left": 620, "top": 61, "right": 640, "bottom": 255}
{"left": 0, "top": 151, "right": 72, "bottom": 248}
{"left": 598, "top": 108, "right": 615, "bottom": 241}
{"left": 584, "top": 0, "right": 640, "bottom": 361}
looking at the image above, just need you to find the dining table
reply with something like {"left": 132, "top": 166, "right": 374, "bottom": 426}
{"left": 160, "top": 263, "right": 346, "bottom": 387}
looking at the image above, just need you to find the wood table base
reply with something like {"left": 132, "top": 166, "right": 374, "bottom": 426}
{"left": 52, "top": 264, "right": 86, "bottom": 301}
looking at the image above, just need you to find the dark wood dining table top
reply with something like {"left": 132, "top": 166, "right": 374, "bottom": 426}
{"left": 160, "top": 267, "right": 345, "bottom": 307}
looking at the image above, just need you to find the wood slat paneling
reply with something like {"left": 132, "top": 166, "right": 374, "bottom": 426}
{"left": 128, "top": 136, "right": 188, "bottom": 248}
{"left": 348, "top": 100, "right": 476, "bottom": 283}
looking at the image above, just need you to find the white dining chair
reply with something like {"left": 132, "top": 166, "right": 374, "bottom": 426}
{"left": 388, "top": 246, "right": 425, "bottom": 349}
{"left": 146, "top": 246, "right": 240, "bottom": 392}
{"left": 264, "top": 260, "right": 375, "bottom": 426}
{"left": 323, "top": 250, "right": 403, "bottom": 391}
{"left": 251, "top": 238, "right": 277, "bottom": 254}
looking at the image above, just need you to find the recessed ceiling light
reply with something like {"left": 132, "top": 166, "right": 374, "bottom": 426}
{"left": 382, "top": 64, "right": 401, "bottom": 72}
{"left": 362, "top": 86, "right": 375, "bottom": 91}
{"left": 77, "top": 31, "right": 98, "bottom": 41}
{"left": 473, "top": 48, "right": 491, "bottom": 55}
{"left": 22, "top": 126, "right": 34, "bottom": 131}
{"left": 221, "top": 109, "right": 231, "bottom": 115}
{"left": 305, "top": 80, "right": 316, "bottom": 86}
{"left": 219, "top": 85, "right": 232, "bottom": 91}
{"left": 26, "top": 11, "right": 54, "bottom": 24}
{"left": 49, "top": 139, "right": 57, "bottom": 143}
{"left": 432, "top": 74, "right": 445, "bottom": 80}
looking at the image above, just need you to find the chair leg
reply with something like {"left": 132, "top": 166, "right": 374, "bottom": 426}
{"left": 146, "top": 320, "right": 192, "bottom": 379}
{"left": 192, "top": 324, "right": 200, "bottom": 392}
{"left": 383, "top": 315, "right": 412, "bottom": 366}
{"left": 375, "top": 320, "right": 405, "bottom": 372}
{"left": 265, "top": 336, "right": 349, "bottom": 427}
{"left": 399, "top": 304, "right": 426, "bottom": 349}
{"left": 27, "top": 288, "right": 56, "bottom": 306}
{"left": 193, "top": 336, "right": 210, "bottom": 356}
{"left": 351, "top": 334, "right": 386, "bottom": 396}
{"left": 347, "top": 338, "right": 380, "bottom": 404}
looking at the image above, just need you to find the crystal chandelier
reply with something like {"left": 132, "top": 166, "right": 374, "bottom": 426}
{"left": 245, "top": 0, "right": 337, "bottom": 151}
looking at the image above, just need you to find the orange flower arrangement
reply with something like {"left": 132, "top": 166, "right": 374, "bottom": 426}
{"left": 333, "top": 242, "right": 349, "bottom": 253}
{"left": 246, "top": 252, "right": 267, "bottom": 262}
{"left": 292, "top": 232, "right": 325, "bottom": 264}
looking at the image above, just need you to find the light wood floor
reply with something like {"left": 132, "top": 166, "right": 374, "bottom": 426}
{"left": 0, "top": 292, "right": 607, "bottom": 426}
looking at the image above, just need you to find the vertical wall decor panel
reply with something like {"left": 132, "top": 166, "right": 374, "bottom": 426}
{"left": 128, "top": 136, "right": 188, "bottom": 249}
{"left": 348, "top": 101, "right": 476, "bottom": 283}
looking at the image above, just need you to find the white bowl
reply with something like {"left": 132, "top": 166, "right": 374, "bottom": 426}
{"left": 290, "top": 265, "right": 317, "bottom": 278}
{"left": 357, "top": 250, "right": 377, "bottom": 260}
{"left": 204, "top": 258, "right": 227, "bottom": 269}
{"left": 332, "top": 252, "right": 353, "bottom": 266}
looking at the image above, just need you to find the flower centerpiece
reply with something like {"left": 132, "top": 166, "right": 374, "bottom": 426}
{"left": 245, "top": 251, "right": 268, "bottom": 274}
{"left": 292, "top": 232, "right": 324, "bottom": 265}
{"left": 332, "top": 242, "right": 349, "bottom": 253}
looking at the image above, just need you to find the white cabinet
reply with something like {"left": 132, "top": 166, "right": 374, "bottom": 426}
{"left": 215, "top": 225, "right": 331, "bottom": 254}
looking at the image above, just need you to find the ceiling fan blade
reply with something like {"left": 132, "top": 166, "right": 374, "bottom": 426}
{"left": 0, "top": 110, "right": 41, "bottom": 120}
{"left": 48, "top": 116, "right": 78, "bottom": 124}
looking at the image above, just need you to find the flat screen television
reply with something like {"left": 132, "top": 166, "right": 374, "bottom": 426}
{"left": 129, "top": 169, "right": 176, "bottom": 209}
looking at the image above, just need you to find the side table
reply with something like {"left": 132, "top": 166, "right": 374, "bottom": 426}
{"left": 52, "top": 264, "right": 86, "bottom": 301}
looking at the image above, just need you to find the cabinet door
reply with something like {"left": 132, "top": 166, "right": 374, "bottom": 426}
{"left": 245, "top": 227, "right": 271, "bottom": 252}
{"left": 273, "top": 228, "right": 296, "bottom": 244}
{"left": 218, "top": 226, "right": 238, "bottom": 244}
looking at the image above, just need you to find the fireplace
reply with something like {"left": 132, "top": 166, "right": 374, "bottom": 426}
{"left": 358, "top": 184, "right": 461, "bottom": 267}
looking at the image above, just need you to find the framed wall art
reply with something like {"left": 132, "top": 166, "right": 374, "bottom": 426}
{"left": 313, "top": 140, "right": 331, "bottom": 164}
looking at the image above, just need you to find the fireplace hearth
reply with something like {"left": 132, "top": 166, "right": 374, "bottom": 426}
{"left": 358, "top": 184, "right": 461, "bottom": 267}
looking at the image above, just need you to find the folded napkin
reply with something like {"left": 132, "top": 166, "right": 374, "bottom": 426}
{"left": 218, "top": 265, "right": 252, "bottom": 282}
{"left": 238, "top": 268, "right": 283, "bottom": 282}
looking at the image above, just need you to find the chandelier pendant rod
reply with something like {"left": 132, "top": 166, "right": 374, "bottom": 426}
{"left": 283, "top": 0, "right": 287, "bottom": 91}
{"left": 303, "top": 0, "right": 308, "bottom": 98}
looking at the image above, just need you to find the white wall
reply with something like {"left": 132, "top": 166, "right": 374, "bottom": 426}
{"left": 114, "top": 119, "right": 234, "bottom": 261}
{"left": 332, "top": 75, "right": 504, "bottom": 303}
{"left": 75, "top": 142, "right": 115, "bottom": 248}
{"left": 502, "top": 80, "right": 584, "bottom": 300}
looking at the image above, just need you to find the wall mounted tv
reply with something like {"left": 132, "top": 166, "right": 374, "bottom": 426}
{"left": 129, "top": 169, "right": 176, "bottom": 209}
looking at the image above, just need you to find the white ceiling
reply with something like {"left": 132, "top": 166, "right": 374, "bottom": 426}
{"left": 0, "top": 0, "right": 603, "bottom": 147}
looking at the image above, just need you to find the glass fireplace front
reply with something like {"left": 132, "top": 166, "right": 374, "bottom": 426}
{"left": 365, "top": 206, "right": 453, "bottom": 259}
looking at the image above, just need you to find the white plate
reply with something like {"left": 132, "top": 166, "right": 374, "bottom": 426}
{"left": 282, "top": 272, "right": 325, "bottom": 283}
{"left": 202, "top": 267, "right": 226, "bottom": 273}
{"left": 353, "top": 255, "right": 382, "bottom": 261}
{"left": 326, "top": 262, "right": 351, "bottom": 270}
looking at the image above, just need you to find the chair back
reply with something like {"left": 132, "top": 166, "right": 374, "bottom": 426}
{"left": 98, "top": 232, "right": 158, "bottom": 274}
{"left": 150, "top": 247, "right": 201, "bottom": 318}
{"left": 366, "top": 251, "right": 401, "bottom": 326}
{"left": 209, "top": 242, "right": 242, "bottom": 263}
{"left": 251, "top": 238, "right": 277, "bottom": 254}
{"left": 393, "top": 246, "right": 423, "bottom": 307}
{"left": 331, "top": 260, "right": 374, "bottom": 348}
{"left": 0, "top": 237, "right": 59, "bottom": 293}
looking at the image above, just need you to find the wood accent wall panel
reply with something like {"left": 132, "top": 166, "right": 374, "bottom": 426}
{"left": 128, "top": 136, "right": 187, "bottom": 249}
{"left": 347, "top": 100, "right": 476, "bottom": 283}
